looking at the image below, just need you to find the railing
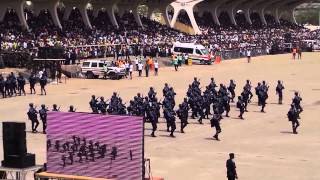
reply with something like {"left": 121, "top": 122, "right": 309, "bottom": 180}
{"left": 221, "top": 48, "right": 269, "bottom": 60}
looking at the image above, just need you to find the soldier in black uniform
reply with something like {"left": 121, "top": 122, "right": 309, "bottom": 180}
{"left": 176, "top": 104, "right": 188, "bottom": 133}
{"left": 255, "top": 82, "right": 262, "bottom": 106}
{"left": 236, "top": 96, "right": 245, "bottom": 119}
{"left": 241, "top": 87, "right": 251, "bottom": 112}
{"left": 27, "top": 103, "right": 39, "bottom": 133}
{"left": 5, "top": 75, "right": 12, "bottom": 97}
{"left": 89, "top": 95, "right": 99, "bottom": 113}
{"left": 52, "top": 104, "right": 60, "bottom": 111}
{"left": 149, "top": 104, "right": 158, "bottom": 137}
{"left": 164, "top": 108, "right": 176, "bottom": 137}
{"left": 17, "top": 73, "right": 26, "bottom": 96}
{"left": 0, "top": 74, "right": 5, "bottom": 98}
{"left": 244, "top": 80, "right": 253, "bottom": 102}
{"left": 226, "top": 153, "right": 238, "bottom": 180}
{"left": 162, "top": 83, "right": 170, "bottom": 97}
{"left": 68, "top": 105, "right": 76, "bottom": 112}
{"left": 228, "top": 79, "right": 236, "bottom": 102}
{"left": 28, "top": 73, "right": 37, "bottom": 94}
{"left": 98, "top": 97, "right": 108, "bottom": 115}
{"left": 287, "top": 104, "right": 299, "bottom": 134}
{"left": 39, "top": 104, "right": 48, "bottom": 134}
{"left": 292, "top": 92, "right": 303, "bottom": 118}
{"left": 10, "top": 72, "right": 17, "bottom": 96}
{"left": 276, "top": 80, "right": 285, "bottom": 104}
{"left": 259, "top": 89, "right": 268, "bottom": 112}
{"left": 39, "top": 75, "right": 47, "bottom": 95}
{"left": 211, "top": 110, "right": 222, "bottom": 141}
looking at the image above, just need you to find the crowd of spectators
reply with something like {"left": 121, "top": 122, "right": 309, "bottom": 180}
{"left": 1, "top": 8, "right": 319, "bottom": 62}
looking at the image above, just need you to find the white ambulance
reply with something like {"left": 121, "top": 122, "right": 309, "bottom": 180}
{"left": 172, "top": 42, "right": 214, "bottom": 65}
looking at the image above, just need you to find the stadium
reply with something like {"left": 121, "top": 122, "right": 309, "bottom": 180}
{"left": 0, "top": 0, "right": 320, "bottom": 180}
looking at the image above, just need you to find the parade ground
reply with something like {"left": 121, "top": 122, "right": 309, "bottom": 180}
{"left": 1, "top": 52, "right": 320, "bottom": 180}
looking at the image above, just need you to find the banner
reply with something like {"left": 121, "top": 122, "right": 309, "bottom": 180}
{"left": 46, "top": 112, "right": 144, "bottom": 180}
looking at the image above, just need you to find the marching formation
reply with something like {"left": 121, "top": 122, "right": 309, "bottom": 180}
{"left": 0, "top": 72, "right": 48, "bottom": 98}
{"left": 26, "top": 77, "right": 303, "bottom": 139}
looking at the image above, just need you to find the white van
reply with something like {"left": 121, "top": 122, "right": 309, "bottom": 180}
{"left": 172, "top": 42, "right": 214, "bottom": 65}
{"left": 302, "top": 40, "right": 320, "bottom": 50}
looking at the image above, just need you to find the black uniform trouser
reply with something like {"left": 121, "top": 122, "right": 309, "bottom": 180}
{"left": 0, "top": 89, "right": 5, "bottom": 98}
{"left": 145, "top": 69, "right": 149, "bottom": 77}
{"left": 225, "top": 105, "right": 230, "bottom": 116}
{"left": 31, "top": 119, "right": 39, "bottom": 131}
{"left": 151, "top": 121, "right": 157, "bottom": 133}
{"left": 198, "top": 110, "right": 204, "bottom": 123}
{"left": 138, "top": 70, "right": 142, "bottom": 76}
{"left": 174, "top": 64, "right": 178, "bottom": 71}
{"left": 243, "top": 100, "right": 248, "bottom": 111}
{"left": 40, "top": 85, "right": 46, "bottom": 95}
{"left": 30, "top": 84, "right": 36, "bottom": 94}
{"left": 227, "top": 176, "right": 236, "bottom": 180}
{"left": 239, "top": 108, "right": 244, "bottom": 118}
{"left": 230, "top": 91, "right": 235, "bottom": 101}
{"left": 41, "top": 119, "right": 47, "bottom": 132}
{"left": 180, "top": 118, "right": 188, "bottom": 131}
{"left": 214, "top": 124, "right": 221, "bottom": 137}
{"left": 278, "top": 92, "right": 283, "bottom": 104}
{"left": 261, "top": 99, "right": 266, "bottom": 111}
{"left": 170, "top": 121, "right": 176, "bottom": 135}
{"left": 19, "top": 85, "right": 25, "bottom": 95}
{"left": 292, "top": 120, "right": 300, "bottom": 132}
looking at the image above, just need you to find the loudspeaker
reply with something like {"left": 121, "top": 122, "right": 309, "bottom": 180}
{"left": 2, "top": 122, "right": 35, "bottom": 168}
{"left": 3, "top": 122, "right": 27, "bottom": 156}
{"left": 2, "top": 154, "right": 35, "bottom": 168}
{"left": 38, "top": 47, "right": 64, "bottom": 59}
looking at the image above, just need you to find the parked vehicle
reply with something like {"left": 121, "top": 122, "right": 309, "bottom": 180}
{"left": 81, "top": 60, "right": 126, "bottom": 79}
{"left": 172, "top": 42, "right": 214, "bottom": 65}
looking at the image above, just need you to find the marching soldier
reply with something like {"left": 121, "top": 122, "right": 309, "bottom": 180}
{"left": 27, "top": 103, "right": 39, "bottom": 133}
{"left": 236, "top": 96, "right": 245, "bottom": 119}
{"left": 39, "top": 104, "right": 48, "bottom": 134}
{"left": 292, "top": 92, "right": 303, "bottom": 118}
{"left": 28, "top": 73, "right": 37, "bottom": 94}
{"left": 211, "top": 110, "right": 222, "bottom": 141}
{"left": 287, "top": 104, "right": 300, "bottom": 134}
{"left": 98, "top": 97, "right": 108, "bottom": 115}
{"left": 39, "top": 75, "right": 47, "bottom": 95}
{"left": 52, "top": 104, "right": 60, "bottom": 111}
{"left": 176, "top": 104, "right": 188, "bottom": 133}
{"left": 89, "top": 95, "right": 99, "bottom": 114}
{"left": 228, "top": 79, "right": 236, "bottom": 102}
{"left": 0, "top": 74, "right": 5, "bottom": 98}
{"left": 276, "top": 80, "right": 285, "bottom": 104}
{"left": 68, "top": 105, "right": 76, "bottom": 112}
{"left": 17, "top": 73, "right": 26, "bottom": 96}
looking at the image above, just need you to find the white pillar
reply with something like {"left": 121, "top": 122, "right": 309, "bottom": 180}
{"left": 0, "top": 7, "right": 7, "bottom": 22}
{"left": 93, "top": 8, "right": 100, "bottom": 18}
{"left": 16, "top": 1, "right": 29, "bottom": 29}
{"left": 185, "top": 5, "right": 201, "bottom": 34}
{"left": 132, "top": 7, "right": 143, "bottom": 27}
{"left": 258, "top": 8, "right": 267, "bottom": 25}
{"left": 210, "top": 7, "right": 220, "bottom": 26}
{"left": 63, "top": 6, "right": 72, "bottom": 21}
{"left": 160, "top": 6, "right": 170, "bottom": 26}
{"left": 79, "top": 4, "right": 92, "bottom": 29}
{"left": 244, "top": 8, "right": 252, "bottom": 24}
{"left": 106, "top": 4, "right": 119, "bottom": 28}
{"left": 227, "top": 8, "right": 237, "bottom": 25}
{"left": 170, "top": 7, "right": 181, "bottom": 28}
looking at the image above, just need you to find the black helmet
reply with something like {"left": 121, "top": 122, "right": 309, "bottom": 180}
{"left": 41, "top": 104, "right": 45, "bottom": 108}
{"left": 29, "top": 103, "right": 34, "bottom": 107}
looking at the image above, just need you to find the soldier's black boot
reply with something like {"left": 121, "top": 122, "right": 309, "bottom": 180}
{"left": 151, "top": 132, "right": 156, "bottom": 137}
{"left": 170, "top": 132, "right": 175, "bottom": 137}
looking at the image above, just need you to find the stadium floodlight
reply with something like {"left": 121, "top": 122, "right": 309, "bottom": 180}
{"left": 26, "top": 1, "right": 32, "bottom": 6}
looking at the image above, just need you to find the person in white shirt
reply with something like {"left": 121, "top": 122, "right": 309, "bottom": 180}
{"left": 246, "top": 49, "right": 252, "bottom": 63}
{"left": 154, "top": 60, "right": 159, "bottom": 76}
{"left": 129, "top": 62, "right": 134, "bottom": 79}
{"left": 138, "top": 61, "right": 143, "bottom": 77}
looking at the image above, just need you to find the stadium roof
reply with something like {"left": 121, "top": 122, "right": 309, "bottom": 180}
{"left": 0, "top": 0, "right": 313, "bottom": 34}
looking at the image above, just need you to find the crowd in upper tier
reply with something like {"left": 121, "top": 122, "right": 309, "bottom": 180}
{"left": 1, "top": 8, "right": 319, "bottom": 60}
